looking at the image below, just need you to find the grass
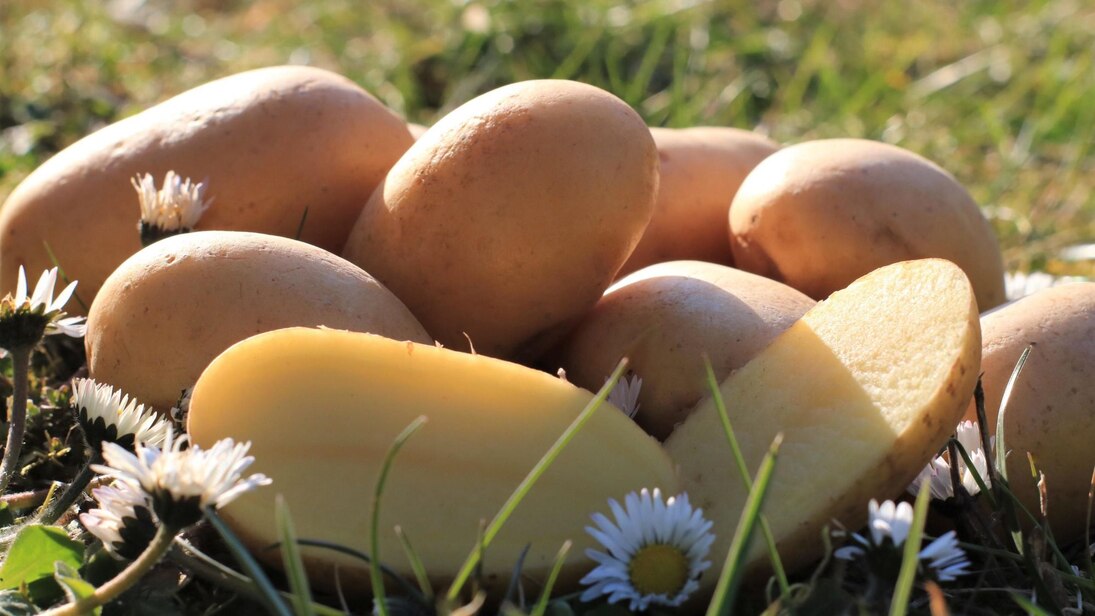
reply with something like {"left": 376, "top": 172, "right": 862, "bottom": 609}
{"left": 1, "top": 0, "right": 1093, "bottom": 276}
{"left": 1, "top": 0, "right": 1094, "bottom": 614}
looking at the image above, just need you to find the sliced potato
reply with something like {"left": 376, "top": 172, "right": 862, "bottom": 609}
{"left": 187, "top": 327, "right": 679, "bottom": 593}
{"left": 665, "top": 259, "right": 980, "bottom": 577}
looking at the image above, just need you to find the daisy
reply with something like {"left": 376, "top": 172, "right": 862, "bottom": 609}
{"left": 91, "top": 427, "right": 270, "bottom": 530}
{"left": 0, "top": 266, "right": 85, "bottom": 350}
{"left": 72, "top": 378, "right": 171, "bottom": 451}
{"left": 580, "top": 488, "right": 715, "bottom": 611}
{"left": 79, "top": 481, "right": 159, "bottom": 561}
{"left": 607, "top": 373, "right": 643, "bottom": 419}
{"left": 834, "top": 499, "right": 972, "bottom": 582}
{"left": 133, "top": 171, "right": 211, "bottom": 245}
{"left": 908, "top": 420, "right": 992, "bottom": 500}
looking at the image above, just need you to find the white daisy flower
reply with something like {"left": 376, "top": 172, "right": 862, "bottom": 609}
{"left": 79, "top": 481, "right": 158, "bottom": 560}
{"left": 72, "top": 378, "right": 171, "bottom": 451}
{"left": 0, "top": 266, "right": 85, "bottom": 349}
{"left": 908, "top": 420, "right": 992, "bottom": 500}
{"left": 91, "top": 427, "right": 270, "bottom": 530}
{"left": 133, "top": 171, "right": 211, "bottom": 244}
{"left": 606, "top": 373, "right": 643, "bottom": 419}
{"left": 1005, "top": 270, "right": 1087, "bottom": 301}
{"left": 580, "top": 488, "right": 715, "bottom": 611}
{"left": 834, "top": 499, "right": 972, "bottom": 582}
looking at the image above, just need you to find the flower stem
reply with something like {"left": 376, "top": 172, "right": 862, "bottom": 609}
{"left": 42, "top": 524, "right": 177, "bottom": 615}
{"left": 0, "top": 347, "right": 33, "bottom": 494}
{"left": 37, "top": 453, "right": 99, "bottom": 524}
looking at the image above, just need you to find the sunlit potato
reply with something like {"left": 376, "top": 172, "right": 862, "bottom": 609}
{"left": 343, "top": 79, "right": 658, "bottom": 359}
{"left": 963, "top": 282, "right": 1095, "bottom": 543}
{"left": 665, "top": 259, "right": 981, "bottom": 585}
{"left": 556, "top": 261, "right": 814, "bottom": 440}
{"left": 187, "top": 327, "right": 679, "bottom": 594}
{"left": 86, "top": 231, "right": 430, "bottom": 411}
{"left": 618, "top": 127, "right": 779, "bottom": 277}
{"left": 0, "top": 66, "right": 412, "bottom": 314}
{"left": 728, "top": 139, "right": 1007, "bottom": 311}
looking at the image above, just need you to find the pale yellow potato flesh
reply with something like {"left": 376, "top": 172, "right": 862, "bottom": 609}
{"left": 187, "top": 327, "right": 679, "bottom": 594}
{"left": 664, "top": 259, "right": 980, "bottom": 579}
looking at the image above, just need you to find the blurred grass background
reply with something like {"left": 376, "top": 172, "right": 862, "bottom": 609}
{"left": 1, "top": 0, "right": 1092, "bottom": 274}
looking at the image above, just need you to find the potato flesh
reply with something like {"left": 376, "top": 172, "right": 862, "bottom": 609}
{"left": 187, "top": 327, "right": 679, "bottom": 592}
{"left": 664, "top": 259, "right": 980, "bottom": 572}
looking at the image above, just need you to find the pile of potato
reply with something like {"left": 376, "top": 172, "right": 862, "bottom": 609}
{"left": 1, "top": 65, "right": 1091, "bottom": 599}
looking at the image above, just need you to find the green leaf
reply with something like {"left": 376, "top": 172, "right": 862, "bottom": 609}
{"left": 52, "top": 562, "right": 99, "bottom": 616}
{"left": 0, "top": 525, "right": 84, "bottom": 602}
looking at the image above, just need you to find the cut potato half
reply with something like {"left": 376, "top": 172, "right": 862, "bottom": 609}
{"left": 665, "top": 259, "right": 980, "bottom": 578}
{"left": 187, "top": 327, "right": 678, "bottom": 593}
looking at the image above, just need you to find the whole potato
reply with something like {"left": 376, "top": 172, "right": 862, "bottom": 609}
{"left": 964, "top": 282, "right": 1095, "bottom": 542}
{"left": 86, "top": 231, "right": 431, "bottom": 410}
{"left": 729, "top": 139, "right": 1007, "bottom": 310}
{"left": 343, "top": 79, "right": 658, "bottom": 358}
{"left": 557, "top": 261, "right": 814, "bottom": 439}
{"left": 0, "top": 66, "right": 413, "bottom": 314}
{"left": 618, "top": 127, "right": 779, "bottom": 277}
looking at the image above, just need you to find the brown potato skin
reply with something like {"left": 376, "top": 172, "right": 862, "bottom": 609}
{"left": 343, "top": 79, "right": 658, "bottom": 358}
{"left": 618, "top": 127, "right": 779, "bottom": 277}
{"left": 0, "top": 66, "right": 413, "bottom": 314}
{"left": 86, "top": 231, "right": 431, "bottom": 410}
{"left": 729, "top": 139, "right": 1007, "bottom": 311}
{"left": 407, "top": 122, "right": 430, "bottom": 139}
{"left": 557, "top": 261, "right": 815, "bottom": 439}
{"left": 964, "top": 283, "right": 1095, "bottom": 542}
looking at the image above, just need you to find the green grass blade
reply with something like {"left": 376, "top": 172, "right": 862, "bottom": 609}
{"left": 372, "top": 415, "right": 429, "bottom": 616}
{"left": 1011, "top": 592, "right": 1055, "bottom": 615}
{"left": 205, "top": 507, "right": 293, "bottom": 616}
{"left": 889, "top": 484, "right": 931, "bottom": 616}
{"left": 394, "top": 525, "right": 434, "bottom": 600}
{"left": 995, "top": 345, "right": 1031, "bottom": 482}
{"left": 703, "top": 356, "right": 790, "bottom": 597}
{"left": 276, "top": 495, "right": 315, "bottom": 616}
{"left": 995, "top": 345, "right": 1031, "bottom": 557}
{"left": 706, "top": 432, "right": 783, "bottom": 616}
{"left": 288, "top": 538, "right": 422, "bottom": 600}
{"left": 529, "top": 541, "right": 571, "bottom": 616}
{"left": 444, "top": 358, "right": 630, "bottom": 602}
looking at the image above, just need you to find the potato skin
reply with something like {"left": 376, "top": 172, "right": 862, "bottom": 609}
{"left": 343, "top": 79, "right": 658, "bottom": 358}
{"left": 557, "top": 261, "right": 814, "bottom": 439}
{"left": 86, "top": 231, "right": 431, "bottom": 410}
{"left": 618, "top": 127, "right": 779, "bottom": 276}
{"left": 964, "top": 283, "right": 1095, "bottom": 542}
{"left": 729, "top": 139, "right": 1007, "bottom": 310}
{"left": 0, "top": 66, "right": 413, "bottom": 314}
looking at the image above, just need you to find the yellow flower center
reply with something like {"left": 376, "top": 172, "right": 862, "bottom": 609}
{"left": 628, "top": 543, "right": 689, "bottom": 597}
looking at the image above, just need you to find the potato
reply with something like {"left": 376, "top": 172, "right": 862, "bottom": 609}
{"left": 963, "top": 282, "right": 1095, "bottom": 542}
{"left": 729, "top": 139, "right": 1007, "bottom": 310}
{"left": 342, "top": 79, "right": 658, "bottom": 358}
{"left": 407, "top": 121, "right": 430, "bottom": 139}
{"left": 86, "top": 231, "right": 430, "bottom": 410}
{"left": 618, "top": 127, "right": 779, "bottom": 277}
{"left": 665, "top": 259, "right": 980, "bottom": 579}
{"left": 187, "top": 327, "right": 679, "bottom": 594}
{"left": 557, "top": 261, "right": 814, "bottom": 440}
{"left": 0, "top": 65, "right": 413, "bottom": 314}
